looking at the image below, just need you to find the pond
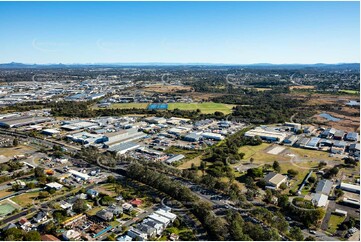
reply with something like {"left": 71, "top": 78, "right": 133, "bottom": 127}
{"left": 319, "top": 113, "right": 341, "bottom": 122}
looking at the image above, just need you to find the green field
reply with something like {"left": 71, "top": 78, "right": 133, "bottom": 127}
{"left": 0, "top": 202, "right": 17, "bottom": 216}
{"left": 168, "top": 102, "right": 235, "bottom": 114}
{"left": 102, "top": 103, "right": 148, "bottom": 109}
{"left": 339, "top": 89, "right": 359, "bottom": 95}
{"left": 327, "top": 214, "right": 345, "bottom": 234}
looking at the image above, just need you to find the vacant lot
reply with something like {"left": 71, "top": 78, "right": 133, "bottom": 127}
{"left": 144, "top": 85, "right": 192, "bottom": 93}
{"left": 0, "top": 145, "right": 34, "bottom": 158}
{"left": 178, "top": 155, "right": 202, "bottom": 169}
{"left": 168, "top": 102, "right": 235, "bottom": 114}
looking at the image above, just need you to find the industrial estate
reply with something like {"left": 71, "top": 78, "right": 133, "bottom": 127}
{"left": 0, "top": 63, "right": 359, "bottom": 242}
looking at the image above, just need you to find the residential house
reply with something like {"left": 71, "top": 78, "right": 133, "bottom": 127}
{"left": 127, "top": 227, "right": 148, "bottom": 241}
{"left": 19, "top": 217, "right": 32, "bottom": 231}
{"left": 154, "top": 209, "right": 177, "bottom": 223}
{"left": 33, "top": 211, "right": 48, "bottom": 223}
{"left": 130, "top": 198, "right": 142, "bottom": 207}
{"left": 142, "top": 219, "right": 164, "bottom": 236}
{"left": 148, "top": 213, "right": 171, "bottom": 228}
{"left": 96, "top": 209, "right": 114, "bottom": 221}
{"left": 122, "top": 203, "right": 134, "bottom": 213}
{"left": 62, "top": 230, "right": 81, "bottom": 241}
{"left": 117, "top": 235, "right": 133, "bottom": 241}
{"left": 86, "top": 189, "right": 99, "bottom": 198}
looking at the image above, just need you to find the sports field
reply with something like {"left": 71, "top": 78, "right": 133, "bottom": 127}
{"left": 0, "top": 201, "right": 18, "bottom": 216}
{"left": 168, "top": 102, "right": 235, "bottom": 114}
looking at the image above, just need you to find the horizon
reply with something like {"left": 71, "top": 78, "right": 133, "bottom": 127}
{"left": 0, "top": 1, "right": 359, "bottom": 64}
{"left": 1, "top": 61, "right": 360, "bottom": 66}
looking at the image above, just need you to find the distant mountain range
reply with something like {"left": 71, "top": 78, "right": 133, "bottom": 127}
{"left": 0, "top": 62, "right": 359, "bottom": 70}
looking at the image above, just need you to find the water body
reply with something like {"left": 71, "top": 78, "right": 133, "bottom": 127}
{"left": 319, "top": 113, "right": 341, "bottom": 122}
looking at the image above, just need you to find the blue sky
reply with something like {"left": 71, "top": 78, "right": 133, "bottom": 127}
{"left": 0, "top": 1, "right": 359, "bottom": 64}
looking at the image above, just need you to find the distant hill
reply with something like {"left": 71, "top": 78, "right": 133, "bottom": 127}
{"left": 0, "top": 62, "right": 359, "bottom": 70}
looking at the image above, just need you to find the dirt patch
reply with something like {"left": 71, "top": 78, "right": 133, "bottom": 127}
{"left": 143, "top": 85, "right": 192, "bottom": 93}
{"left": 290, "top": 85, "right": 315, "bottom": 90}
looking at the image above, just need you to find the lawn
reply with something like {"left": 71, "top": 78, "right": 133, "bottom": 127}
{"left": 109, "top": 220, "right": 120, "bottom": 227}
{"left": 339, "top": 89, "right": 359, "bottom": 95}
{"left": 238, "top": 143, "right": 272, "bottom": 160}
{"left": 11, "top": 191, "right": 40, "bottom": 207}
{"left": 327, "top": 214, "right": 345, "bottom": 234}
{"left": 86, "top": 206, "right": 105, "bottom": 216}
{"left": 168, "top": 102, "right": 236, "bottom": 114}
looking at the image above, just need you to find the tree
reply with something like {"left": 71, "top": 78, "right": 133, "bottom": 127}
{"left": 38, "top": 191, "right": 49, "bottom": 199}
{"left": 308, "top": 176, "right": 316, "bottom": 183}
{"left": 73, "top": 199, "right": 88, "bottom": 213}
{"left": 289, "top": 227, "right": 304, "bottom": 241}
{"left": 273, "top": 161, "right": 281, "bottom": 173}
{"left": 279, "top": 182, "right": 287, "bottom": 190}
{"left": 264, "top": 189, "right": 273, "bottom": 203}
{"left": 318, "top": 161, "right": 327, "bottom": 169}
{"left": 101, "top": 195, "right": 115, "bottom": 205}
{"left": 278, "top": 194, "right": 289, "bottom": 208}
{"left": 13, "top": 138, "right": 19, "bottom": 147}
{"left": 3, "top": 228, "right": 24, "bottom": 241}
{"left": 24, "top": 231, "right": 41, "bottom": 241}
{"left": 344, "top": 157, "right": 357, "bottom": 166}
{"left": 247, "top": 167, "right": 263, "bottom": 178}
{"left": 334, "top": 188, "right": 344, "bottom": 198}
{"left": 287, "top": 169, "right": 299, "bottom": 178}
{"left": 107, "top": 175, "right": 116, "bottom": 183}
{"left": 34, "top": 167, "right": 45, "bottom": 178}
{"left": 305, "top": 236, "right": 316, "bottom": 241}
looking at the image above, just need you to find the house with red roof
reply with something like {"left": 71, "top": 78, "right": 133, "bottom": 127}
{"left": 130, "top": 198, "right": 142, "bottom": 207}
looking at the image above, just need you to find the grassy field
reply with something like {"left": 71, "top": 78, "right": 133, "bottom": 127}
{"left": 327, "top": 214, "right": 345, "bottom": 234}
{"left": 86, "top": 206, "right": 105, "bottom": 216}
{"left": 288, "top": 147, "right": 341, "bottom": 163}
{"left": 238, "top": 143, "right": 272, "bottom": 160}
{"left": 178, "top": 155, "right": 202, "bottom": 169}
{"left": 0, "top": 190, "right": 13, "bottom": 198}
{"left": 11, "top": 191, "right": 40, "bottom": 207}
{"left": 168, "top": 102, "right": 235, "bottom": 114}
{"left": 166, "top": 147, "right": 203, "bottom": 163}
{"left": 102, "top": 103, "right": 148, "bottom": 109}
{"left": 339, "top": 89, "right": 359, "bottom": 95}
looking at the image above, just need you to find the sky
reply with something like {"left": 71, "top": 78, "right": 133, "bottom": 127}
{"left": 0, "top": 1, "right": 359, "bottom": 64}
